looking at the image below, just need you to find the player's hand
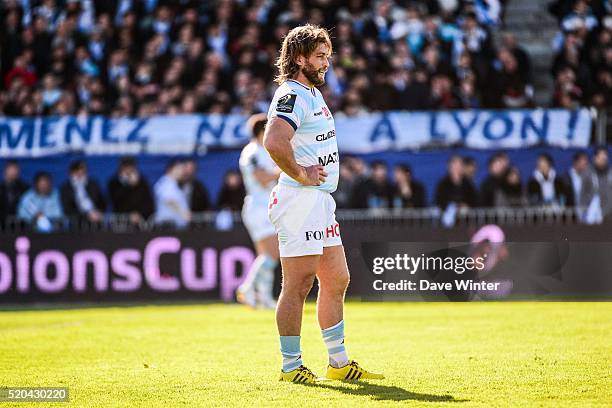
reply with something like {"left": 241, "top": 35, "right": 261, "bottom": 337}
{"left": 299, "top": 165, "right": 327, "bottom": 186}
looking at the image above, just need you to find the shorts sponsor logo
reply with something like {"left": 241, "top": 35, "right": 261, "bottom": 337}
{"left": 315, "top": 130, "right": 336, "bottom": 142}
{"left": 305, "top": 230, "right": 324, "bottom": 241}
{"left": 318, "top": 151, "right": 339, "bottom": 166}
{"left": 326, "top": 223, "right": 340, "bottom": 238}
{"left": 276, "top": 94, "right": 297, "bottom": 113}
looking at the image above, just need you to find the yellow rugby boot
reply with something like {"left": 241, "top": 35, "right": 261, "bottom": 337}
{"left": 325, "top": 360, "right": 385, "bottom": 380}
{"left": 279, "top": 365, "right": 326, "bottom": 384}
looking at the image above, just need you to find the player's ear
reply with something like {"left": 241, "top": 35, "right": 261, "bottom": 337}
{"left": 295, "top": 54, "right": 305, "bottom": 67}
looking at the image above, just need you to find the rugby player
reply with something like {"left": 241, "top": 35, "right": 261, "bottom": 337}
{"left": 236, "top": 113, "right": 280, "bottom": 309}
{"left": 264, "top": 24, "right": 384, "bottom": 383}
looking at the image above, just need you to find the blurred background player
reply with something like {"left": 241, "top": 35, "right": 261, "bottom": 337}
{"left": 236, "top": 113, "right": 280, "bottom": 309}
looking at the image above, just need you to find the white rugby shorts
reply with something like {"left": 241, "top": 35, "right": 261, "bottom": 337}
{"left": 242, "top": 197, "right": 277, "bottom": 242}
{"left": 268, "top": 184, "right": 342, "bottom": 257}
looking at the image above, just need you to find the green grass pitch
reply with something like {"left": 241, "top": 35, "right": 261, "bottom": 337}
{"left": 1, "top": 302, "right": 610, "bottom": 407}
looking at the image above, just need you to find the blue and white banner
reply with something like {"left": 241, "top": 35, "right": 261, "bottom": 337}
{"left": 0, "top": 109, "right": 592, "bottom": 157}
{"left": 337, "top": 109, "right": 592, "bottom": 152}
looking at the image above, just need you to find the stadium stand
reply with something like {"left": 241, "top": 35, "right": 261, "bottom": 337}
{"left": 1, "top": 0, "right": 532, "bottom": 116}
{"left": 0, "top": 0, "right": 610, "bottom": 232}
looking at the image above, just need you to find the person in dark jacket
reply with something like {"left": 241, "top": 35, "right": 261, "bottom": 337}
{"left": 526, "top": 154, "right": 569, "bottom": 206}
{"left": 435, "top": 155, "right": 478, "bottom": 209}
{"left": 580, "top": 147, "right": 612, "bottom": 220}
{"left": 108, "top": 157, "right": 154, "bottom": 224}
{"left": 217, "top": 169, "right": 246, "bottom": 211}
{"left": 480, "top": 152, "right": 510, "bottom": 207}
{"left": 392, "top": 163, "right": 426, "bottom": 208}
{"left": 0, "top": 160, "right": 29, "bottom": 224}
{"left": 560, "top": 151, "right": 589, "bottom": 208}
{"left": 60, "top": 160, "right": 106, "bottom": 223}
{"left": 496, "top": 166, "right": 525, "bottom": 207}
{"left": 350, "top": 160, "right": 394, "bottom": 209}
{"left": 181, "top": 158, "right": 212, "bottom": 212}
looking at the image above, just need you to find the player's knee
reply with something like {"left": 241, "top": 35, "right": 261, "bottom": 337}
{"left": 341, "top": 272, "right": 350, "bottom": 290}
{"left": 320, "top": 271, "right": 349, "bottom": 295}
{"left": 282, "top": 271, "right": 315, "bottom": 300}
{"left": 336, "top": 272, "right": 350, "bottom": 293}
{"left": 295, "top": 273, "right": 316, "bottom": 299}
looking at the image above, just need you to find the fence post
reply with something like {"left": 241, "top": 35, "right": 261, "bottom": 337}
{"left": 593, "top": 108, "right": 609, "bottom": 145}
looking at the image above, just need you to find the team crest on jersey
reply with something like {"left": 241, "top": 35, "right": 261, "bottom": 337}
{"left": 276, "top": 94, "right": 297, "bottom": 113}
{"left": 322, "top": 106, "right": 331, "bottom": 118}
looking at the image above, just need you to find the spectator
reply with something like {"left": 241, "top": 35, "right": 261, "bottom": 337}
{"left": 527, "top": 154, "right": 568, "bottom": 206}
{"left": 217, "top": 169, "right": 246, "bottom": 211}
{"left": 462, "top": 156, "right": 477, "bottom": 184}
{"left": 181, "top": 159, "right": 212, "bottom": 212}
{"left": 4, "top": 53, "right": 37, "bottom": 89}
{"left": 362, "top": 0, "right": 395, "bottom": 43}
{"left": 457, "top": 78, "right": 480, "bottom": 108}
{"left": 429, "top": 74, "right": 459, "bottom": 109}
{"left": 351, "top": 160, "right": 394, "bottom": 209}
{"left": 496, "top": 166, "right": 525, "bottom": 207}
{"left": 0, "top": 160, "right": 29, "bottom": 223}
{"left": 154, "top": 159, "right": 191, "bottom": 228}
{"left": 60, "top": 160, "right": 106, "bottom": 223}
{"left": 474, "top": 0, "right": 502, "bottom": 26}
{"left": 17, "top": 172, "right": 63, "bottom": 231}
{"left": 500, "top": 32, "right": 532, "bottom": 86}
{"left": 108, "top": 157, "right": 154, "bottom": 224}
{"left": 552, "top": 66, "right": 583, "bottom": 108}
{"left": 560, "top": 0, "right": 599, "bottom": 33}
{"left": 435, "top": 155, "right": 478, "bottom": 209}
{"left": 480, "top": 152, "right": 510, "bottom": 207}
{"left": 581, "top": 147, "right": 612, "bottom": 220}
{"left": 561, "top": 151, "right": 589, "bottom": 208}
{"left": 495, "top": 47, "right": 532, "bottom": 108}
{"left": 399, "top": 67, "right": 431, "bottom": 110}
{"left": 457, "top": 12, "right": 493, "bottom": 65}
{"left": 392, "top": 163, "right": 426, "bottom": 208}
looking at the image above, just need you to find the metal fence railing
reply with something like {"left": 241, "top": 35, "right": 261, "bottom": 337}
{"left": 336, "top": 206, "right": 583, "bottom": 227}
{"left": 1, "top": 205, "right": 601, "bottom": 234}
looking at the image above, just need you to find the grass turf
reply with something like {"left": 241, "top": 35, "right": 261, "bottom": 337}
{"left": 0, "top": 302, "right": 610, "bottom": 407}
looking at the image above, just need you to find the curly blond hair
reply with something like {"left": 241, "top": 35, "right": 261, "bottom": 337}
{"left": 274, "top": 24, "right": 332, "bottom": 85}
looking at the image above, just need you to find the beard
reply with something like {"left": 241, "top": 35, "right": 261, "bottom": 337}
{"left": 302, "top": 61, "right": 326, "bottom": 87}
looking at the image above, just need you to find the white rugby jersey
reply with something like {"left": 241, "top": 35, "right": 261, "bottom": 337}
{"left": 267, "top": 79, "right": 339, "bottom": 193}
{"left": 239, "top": 141, "right": 277, "bottom": 206}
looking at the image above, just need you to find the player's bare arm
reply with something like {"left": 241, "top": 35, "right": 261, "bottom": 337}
{"left": 263, "top": 117, "right": 327, "bottom": 186}
{"left": 252, "top": 167, "right": 279, "bottom": 186}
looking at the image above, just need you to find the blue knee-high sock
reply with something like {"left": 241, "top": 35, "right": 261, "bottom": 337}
{"left": 321, "top": 320, "right": 349, "bottom": 368}
{"left": 254, "top": 255, "right": 277, "bottom": 298}
{"left": 239, "top": 255, "right": 268, "bottom": 292}
{"left": 280, "top": 336, "right": 302, "bottom": 372}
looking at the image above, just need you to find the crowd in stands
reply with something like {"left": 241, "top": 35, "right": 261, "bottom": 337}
{"left": 2, "top": 147, "right": 612, "bottom": 231}
{"left": 334, "top": 148, "right": 612, "bottom": 221}
{"left": 0, "top": 156, "right": 247, "bottom": 231}
{"left": 549, "top": 0, "right": 612, "bottom": 109}
{"left": 1, "top": 0, "right": 544, "bottom": 119}
{"left": 0, "top": 0, "right": 610, "bottom": 231}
